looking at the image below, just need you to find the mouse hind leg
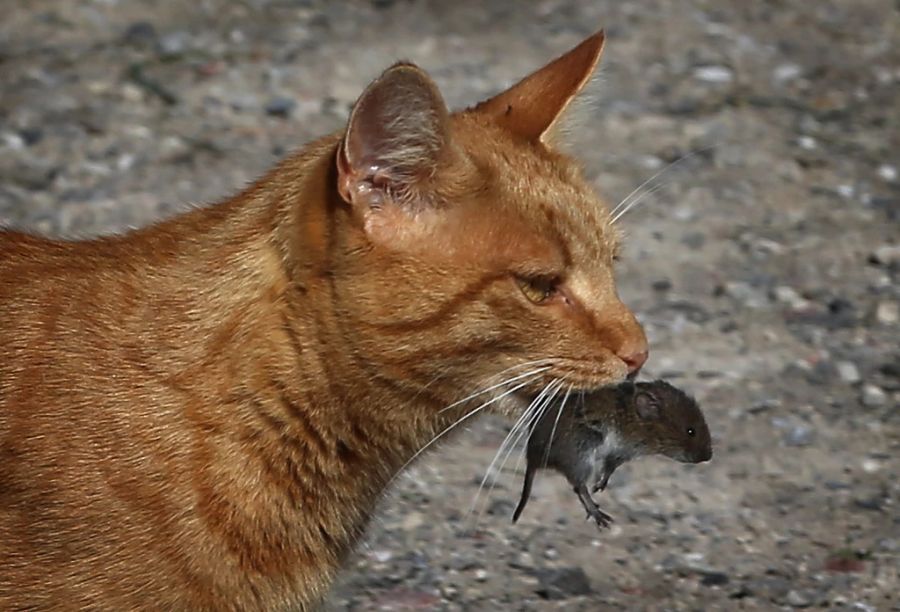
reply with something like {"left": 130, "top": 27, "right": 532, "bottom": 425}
{"left": 574, "top": 484, "right": 613, "bottom": 529}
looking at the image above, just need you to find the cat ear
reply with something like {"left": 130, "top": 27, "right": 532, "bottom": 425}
{"left": 336, "top": 63, "right": 450, "bottom": 217}
{"left": 634, "top": 392, "right": 661, "bottom": 421}
{"left": 471, "top": 30, "right": 604, "bottom": 144}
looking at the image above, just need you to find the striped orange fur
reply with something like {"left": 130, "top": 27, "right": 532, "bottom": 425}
{"left": 0, "top": 31, "right": 647, "bottom": 610}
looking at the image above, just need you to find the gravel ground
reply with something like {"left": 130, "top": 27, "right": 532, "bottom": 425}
{"left": 1, "top": 1, "right": 897, "bottom": 610}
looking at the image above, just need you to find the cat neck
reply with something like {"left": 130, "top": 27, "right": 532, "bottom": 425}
{"left": 149, "top": 134, "right": 458, "bottom": 601}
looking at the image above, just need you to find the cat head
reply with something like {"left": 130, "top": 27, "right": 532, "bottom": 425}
{"left": 331, "top": 32, "right": 647, "bottom": 408}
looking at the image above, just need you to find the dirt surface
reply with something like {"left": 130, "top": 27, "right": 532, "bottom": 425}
{"left": 1, "top": 1, "right": 897, "bottom": 610}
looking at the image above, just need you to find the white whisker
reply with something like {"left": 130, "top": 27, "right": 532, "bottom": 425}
{"left": 387, "top": 374, "right": 541, "bottom": 486}
{"left": 465, "top": 380, "right": 557, "bottom": 519}
{"left": 609, "top": 144, "right": 719, "bottom": 222}
{"left": 540, "top": 384, "right": 572, "bottom": 470}
{"left": 437, "top": 364, "right": 551, "bottom": 415}
{"left": 468, "top": 379, "right": 564, "bottom": 523}
{"left": 610, "top": 181, "right": 668, "bottom": 224}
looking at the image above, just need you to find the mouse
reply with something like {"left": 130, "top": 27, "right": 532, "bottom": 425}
{"left": 512, "top": 380, "right": 712, "bottom": 528}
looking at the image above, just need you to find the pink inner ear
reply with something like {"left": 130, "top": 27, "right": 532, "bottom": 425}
{"left": 338, "top": 63, "right": 450, "bottom": 207}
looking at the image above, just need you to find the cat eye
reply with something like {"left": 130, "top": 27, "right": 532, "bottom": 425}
{"left": 516, "top": 276, "right": 558, "bottom": 305}
{"left": 687, "top": 427, "right": 696, "bottom": 437}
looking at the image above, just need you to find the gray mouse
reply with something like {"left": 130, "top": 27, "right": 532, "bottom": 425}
{"left": 512, "top": 380, "right": 712, "bottom": 528}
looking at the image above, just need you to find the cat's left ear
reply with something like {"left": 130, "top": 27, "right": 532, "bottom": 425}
{"left": 472, "top": 30, "right": 605, "bottom": 144}
{"left": 336, "top": 62, "right": 450, "bottom": 228}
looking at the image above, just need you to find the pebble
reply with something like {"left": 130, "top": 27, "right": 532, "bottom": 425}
{"left": 784, "top": 425, "right": 815, "bottom": 447}
{"left": 875, "top": 301, "right": 898, "bottom": 325}
{"left": 861, "top": 384, "right": 887, "bottom": 407}
{"left": 157, "top": 31, "right": 190, "bottom": 57}
{"left": 869, "top": 244, "right": 900, "bottom": 266}
{"left": 723, "top": 281, "right": 767, "bottom": 309}
{"left": 877, "top": 164, "right": 897, "bottom": 182}
{"left": 786, "top": 589, "right": 813, "bottom": 607}
{"left": 772, "top": 285, "right": 808, "bottom": 309}
{"left": 835, "top": 361, "right": 861, "bottom": 384}
{"left": 535, "top": 567, "right": 592, "bottom": 600}
{"left": 693, "top": 65, "right": 734, "bottom": 83}
{"left": 773, "top": 63, "right": 803, "bottom": 83}
{"left": 265, "top": 96, "right": 296, "bottom": 118}
{"left": 797, "top": 135, "right": 817, "bottom": 150}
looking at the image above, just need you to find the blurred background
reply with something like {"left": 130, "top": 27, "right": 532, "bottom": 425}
{"left": 1, "top": 1, "right": 897, "bottom": 609}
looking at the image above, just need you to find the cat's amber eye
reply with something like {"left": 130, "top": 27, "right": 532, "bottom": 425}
{"left": 516, "top": 276, "right": 558, "bottom": 305}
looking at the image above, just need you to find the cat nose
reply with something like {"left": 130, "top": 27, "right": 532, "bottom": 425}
{"left": 619, "top": 348, "right": 648, "bottom": 376}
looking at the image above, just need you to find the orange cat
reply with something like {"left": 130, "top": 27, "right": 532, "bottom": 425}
{"left": 0, "top": 31, "right": 646, "bottom": 610}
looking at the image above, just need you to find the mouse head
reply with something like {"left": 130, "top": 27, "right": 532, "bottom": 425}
{"left": 631, "top": 381, "right": 712, "bottom": 463}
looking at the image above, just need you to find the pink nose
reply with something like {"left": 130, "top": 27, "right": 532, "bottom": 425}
{"left": 620, "top": 349, "right": 648, "bottom": 375}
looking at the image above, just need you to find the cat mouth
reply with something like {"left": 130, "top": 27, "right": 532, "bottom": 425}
{"left": 526, "top": 359, "right": 631, "bottom": 393}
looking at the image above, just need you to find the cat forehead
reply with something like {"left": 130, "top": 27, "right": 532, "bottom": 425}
{"left": 451, "top": 114, "right": 619, "bottom": 264}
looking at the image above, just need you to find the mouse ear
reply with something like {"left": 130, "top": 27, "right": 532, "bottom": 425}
{"left": 634, "top": 393, "right": 661, "bottom": 420}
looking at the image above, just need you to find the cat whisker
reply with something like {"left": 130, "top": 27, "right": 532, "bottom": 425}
{"left": 610, "top": 181, "right": 668, "bottom": 224}
{"left": 540, "top": 383, "right": 572, "bottom": 470}
{"left": 465, "top": 381, "right": 554, "bottom": 517}
{"left": 387, "top": 373, "right": 545, "bottom": 486}
{"left": 480, "top": 380, "right": 566, "bottom": 520}
{"left": 437, "top": 363, "right": 552, "bottom": 415}
{"left": 466, "top": 378, "right": 563, "bottom": 523}
{"left": 609, "top": 144, "right": 720, "bottom": 223}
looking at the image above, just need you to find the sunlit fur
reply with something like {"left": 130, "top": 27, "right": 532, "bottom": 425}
{"left": 0, "top": 32, "right": 646, "bottom": 610}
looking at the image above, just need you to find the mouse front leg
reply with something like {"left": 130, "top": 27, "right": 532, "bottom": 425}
{"left": 574, "top": 484, "right": 613, "bottom": 529}
{"left": 591, "top": 457, "right": 620, "bottom": 494}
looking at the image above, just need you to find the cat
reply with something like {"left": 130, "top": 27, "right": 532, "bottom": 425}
{"left": 0, "top": 31, "right": 647, "bottom": 610}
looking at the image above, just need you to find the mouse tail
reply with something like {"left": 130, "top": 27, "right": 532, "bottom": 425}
{"left": 512, "top": 467, "right": 535, "bottom": 523}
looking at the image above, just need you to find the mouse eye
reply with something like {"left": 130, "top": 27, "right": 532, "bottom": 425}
{"left": 687, "top": 427, "right": 696, "bottom": 437}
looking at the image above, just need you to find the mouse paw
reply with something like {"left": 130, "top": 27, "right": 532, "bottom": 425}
{"left": 586, "top": 507, "right": 614, "bottom": 529}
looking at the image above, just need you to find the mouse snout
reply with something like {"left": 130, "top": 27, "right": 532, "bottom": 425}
{"left": 694, "top": 446, "right": 712, "bottom": 463}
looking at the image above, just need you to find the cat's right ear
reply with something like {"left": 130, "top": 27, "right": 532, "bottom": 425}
{"left": 336, "top": 63, "right": 450, "bottom": 237}
{"left": 634, "top": 392, "right": 661, "bottom": 421}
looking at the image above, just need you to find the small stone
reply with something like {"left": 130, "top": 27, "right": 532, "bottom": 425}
{"left": 693, "top": 65, "right": 733, "bottom": 83}
{"left": 474, "top": 568, "right": 488, "bottom": 582}
{"left": 1, "top": 132, "right": 25, "bottom": 150}
{"left": 724, "top": 281, "right": 766, "bottom": 309}
{"left": 797, "top": 136, "right": 817, "bottom": 150}
{"left": 861, "top": 459, "right": 881, "bottom": 473}
{"left": 861, "top": 384, "right": 887, "bottom": 407}
{"left": 773, "top": 63, "right": 803, "bottom": 83}
{"left": 700, "top": 571, "right": 730, "bottom": 586}
{"left": 854, "top": 496, "right": 882, "bottom": 511}
{"left": 681, "top": 231, "right": 706, "bottom": 250}
{"left": 772, "top": 285, "right": 807, "bottom": 309}
{"left": 535, "top": 567, "right": 592, "bottom": 600}
{"left": 836, "top": 361, "right": 861, "bottom": 384}
{"left": 265, "top": 96, "right": 296, "bottom": 118}
{"left": 786, "top": 589, "right": 812, "bottom": 607}
{"left": 652, "top": 278, "right": 672, "bottom": 292}
{"left": 836, "top": 184, "right": 854, "bottom": 199}
{"left": 878, "top": 164, "right": 897, "bottom": 182}
{"left": 869, "top": 244, "right": 900, "bottom": 266}
{"left": 749, "top": 398, "right": 781, "bottom": 414}
{"left": 784, "top": 425, "right": 814, "bottom": 447}
{"left": 123, "top": 21, "right": 157, "bottom": 46}
{"left": 875, "top": 301, "right": 898, "bottom": 325}
{"left": 157, "top": 31, "right": 189, "bottom": 57}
